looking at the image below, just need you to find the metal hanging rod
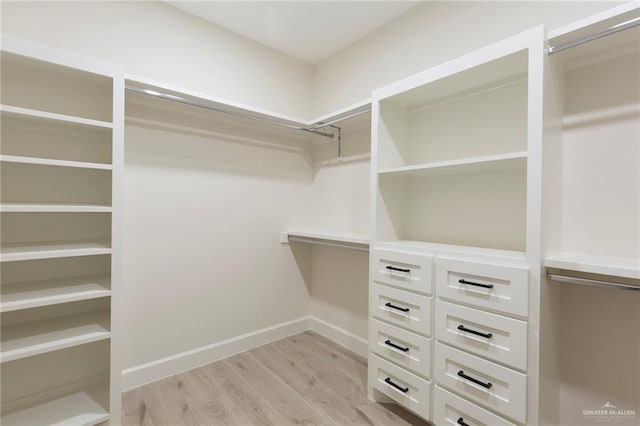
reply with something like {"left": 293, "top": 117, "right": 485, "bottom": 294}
{"left": 547, "top": 273, "right": 640, "bottom": 291}
{"left": 549, "top": 16, "right": 640, "bottom": 54}
{"left": 125, "top": 85, "right": 369, "bottom": 139}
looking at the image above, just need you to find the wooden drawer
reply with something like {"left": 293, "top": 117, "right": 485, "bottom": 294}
{"left": 370, "top": 319, "right": 432, "bottom": 379}
{"left": 370, "top": 283, "right": 431, "bottom": 336}
{"left": 371, "top": 249, "right": 433, "bottom": 295}
{"left": 434, "top": 343, "right": 527, "bottom": 423}
{"left": 369, "top": 354, "right": 431, "bottom": 421}
{"left": 434, "top": 386, "right": 516, "bottom": 426}
{"left": 435, "top": 257, "right": 528, "bottom": 317}
{"left": 435, "top": 300, "right": 527, "bottom": 371}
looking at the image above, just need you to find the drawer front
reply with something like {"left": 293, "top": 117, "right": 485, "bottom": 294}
{"left": 370, "top": 319, "right": 432, "bottom": 379}
{"left": 434, "top": 343, "right": 527, "bottom": 423}
{"left": 435, "top": 300, "right": 528, "bottom": 371}
{"left": 372, "top": 249, "right": 433, "bottom": 295}
{"left": 436, "top": 257, "right": 528, "bottom": 317}
{"left": 369, "top": 354, "right": 431, "bottom": 421}
{"left": 434, "top": 386, "right": 516, "bottom": 426}
{"left": 370, "top": 283, "right": 432, "bottom": 336}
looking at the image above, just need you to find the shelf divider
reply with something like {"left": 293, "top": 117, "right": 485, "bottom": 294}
{"left": 1, "top": 240, "right": 112, "bottom": 262}
{"left": 378, "top": 151, "right": 527, "bottom": 177}
{"left": 0, "top": 104, "right": 113, "bottom": 129}
{"left": 1, "top": 275, "right": 111, "bottom": 313}
{"left": 0, "top": 309, "right": 111, "bottom": 363}
{"left": 0, "top": 155, "right": 112, "bottom": 170}
{"left": 0, "top": 203, "right": 112, "bottom": 213}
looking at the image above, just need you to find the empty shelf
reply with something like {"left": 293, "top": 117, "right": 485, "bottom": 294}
{"left": 286, "top": 230, "right": 369, "bottom": 251}
{"left": 0, "top": 104, "right": 112, "bottom": 129}
{"left": 545, "top": 252, "right": 640, "bottom": 280}
{"left": 1, "top": 383, "right": 109, "bottom": 426}
{"left": 0, "top": 155, "right": 112, "bottom": 170}
{"left": 1, "top": 309, "right": 111, "bottom": 363}
{"left": 1, "top": 240, "right": 112, "bottom": 262}
{"left": 0, "top": 203, "right": 112, "bottom": 213}
{"left": 1, "top": 275, "right": 111, "bottom": 313}
{"left": 378, "top": 152, "right": 527, "bottom": 177}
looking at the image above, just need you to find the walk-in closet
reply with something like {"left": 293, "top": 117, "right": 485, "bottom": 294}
{"left": 1, "top": 1, "right": 638, "bottom": 425}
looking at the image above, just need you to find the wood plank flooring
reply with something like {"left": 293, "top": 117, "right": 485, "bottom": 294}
{"left": 122, "top": 331, "right": 432, "bottom": 425}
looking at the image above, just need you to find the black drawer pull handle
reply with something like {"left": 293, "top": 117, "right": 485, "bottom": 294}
{"left": 457, "top": 370, "right": 492, "bottom": 389}
{"left": 386, "top": 265, "right": 411, "bottom": 273}
{"left": 384, "top": 339, "right": 410, "bottom": 352}
{"left": 385, "top": 302, "right": 410, "bottom": 312}
{"left": 457, "top": 417, "right": 470, "bottom": 426}
{"left": 459, "top": 279, "right": 494, "bottom": 289}
{"left": 384, "top": 377, "right": 409, "bottom": 393}
{"left": 457, "top": 324, "right": 493, "bottom": 339}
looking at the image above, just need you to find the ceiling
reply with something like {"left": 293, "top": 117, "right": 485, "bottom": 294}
{"left": 166, "top": 1, "right": 420, "bottom": 64}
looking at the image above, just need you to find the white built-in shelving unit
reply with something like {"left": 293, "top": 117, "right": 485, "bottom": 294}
{"left": 368, "top": 27, "right": 544, "bottom": 425}
{"left": 0, "top": 36, "right": 123, "bottom": 425}
{"left": 373, "top": 37, "right": 533, "bottom": 253}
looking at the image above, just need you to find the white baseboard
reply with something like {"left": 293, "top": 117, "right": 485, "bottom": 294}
{"left": 121, "top": 315, "right": 368, "bottom": 391}
{"left": 122, "top": 316, "right": 311, "bottom": 391}
{"left": 308, "top": 316, "right": 368, "bottom": 358}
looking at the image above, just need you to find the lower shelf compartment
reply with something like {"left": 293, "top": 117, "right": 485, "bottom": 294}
{"left": 0, "top": 275, "right": 111, "bottom": 313}
{"left": 1, "top": 309, "right": 111, "bottom": 363}
{"left": 1, "top": 382, "right": 109, "bottom": 426}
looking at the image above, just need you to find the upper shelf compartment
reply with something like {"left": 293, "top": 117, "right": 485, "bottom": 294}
{"left": 0, "top": 51, "right": 113, "bottom": 123}
{"left": 375, "top": 47, "right": 528, "bottom": 171}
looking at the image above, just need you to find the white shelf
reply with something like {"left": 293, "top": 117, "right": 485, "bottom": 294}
{"left": 286, "top": 230, "right": 369, "bottom": 250}
{"left": 545, "top": 252, "right": 640, "bottom": 280}
{"left": 0, "top": 155, "right": 112, "bottom": 170}
{"left": 0, "top": 104, "right": 112, "bottom": 129}
{"left": 1, "top": 240, "right": 112, "bottom": 262}
{"left": 1, "top": 275, "right": 111, "bottom": 313}
{"left": 0, "top": 310, "right": 111, "bottom": 363}
{"left": 1, "top": 383, "right": 109, "bottom": 426}
{"left": 0, "top": 203, "right": 112, "bottom": 213}
{"left": 378, "top": 152, "right": 527, "bottom": 177}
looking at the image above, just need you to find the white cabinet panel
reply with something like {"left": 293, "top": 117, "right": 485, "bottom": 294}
{"left": 434, "top": 343, "right": 527, "bottom": 423}
{"left": 370, "top": 319, "right": 432, "bottom": 379}
{"left": 435, "top": 299, "right": 527, "bottom": 371}
{"left": 369, "top": 354, "right": 431, "bottom": 421}
{"left": 433, "top": 385, "right": 516, "bottom": 426}
{"left": 372, "top": 249, "right": 433, "bottom": 295}
{"left": 370, "top": 283, "right": 431, "bottom": 336}
{"left": 436, "top": 257, "right": 528, "bottom": 317}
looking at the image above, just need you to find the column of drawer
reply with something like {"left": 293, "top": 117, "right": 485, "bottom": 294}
{"left": 434, "top": 256, "right": 529, "bottom": 425}
{"left": 369, "top": 248, "right": 433, "bottom": 421}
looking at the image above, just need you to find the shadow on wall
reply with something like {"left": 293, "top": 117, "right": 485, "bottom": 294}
{"left": 124, "top": 91, "right": 316, "bottom": 180}
{"left": 289, "top": 241, "right": 313, "bottom": 294}
{"left": 309, "top": 245, "right": 369, "bottom": 337}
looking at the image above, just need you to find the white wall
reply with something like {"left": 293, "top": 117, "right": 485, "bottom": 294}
{"left": 0, "top": 1, "right": 312, "bottom": 118}
{"left": 121, "top": 97, "right": 315, "bottom": 376}
{"left": 311, "top": 1, "right": 622, "bottom": 116}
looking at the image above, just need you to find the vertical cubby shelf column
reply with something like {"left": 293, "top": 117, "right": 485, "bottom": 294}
{"left": 0, "top": 36, "right": 124, "bottom": 425}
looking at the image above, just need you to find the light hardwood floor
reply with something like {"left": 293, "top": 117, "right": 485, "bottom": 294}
{"left": 122, "top": 331, "right": 432, "bottom": 425}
